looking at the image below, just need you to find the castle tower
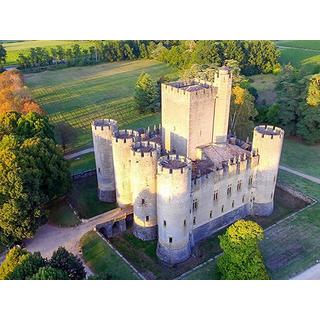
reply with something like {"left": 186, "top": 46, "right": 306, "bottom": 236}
{"left": 131, "top": 141, "right": 161, "bottom": 241}
{"left": 91, "top": 119, "right": 118, "bottom": 202}
{"left": 161, "top": 80, "right": 217, "bottom": 160}
{"left": 252, "top": 125, "right": 284, "bottom": 216}
{"left": 156, "top": 154, "right": 192, "bottom": 264}
{"left": 112, "top": 129, "right": 137, "bottom": 208}
{"left": 212, "top": 66, "right": 233, "bottom": 145}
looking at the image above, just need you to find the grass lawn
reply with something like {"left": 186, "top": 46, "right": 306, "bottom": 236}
{"left": 69, "top": 153, "right": 96, "bottom": 175}
{"left": 181, "top": 260, "right": 219, "bottom": 280}
{"left": 3, "top": 40, "right": 92, "bottom": 66}
{"left": 69, "top": 175, "right": 117, "bottom": 219}
{"left": 260, "top": 170, "right": 320, "bottom": 279}
{"left": 46, "top": 197, "right": 80, "bottom": 227}
{"left": 80, "top": 231, "right": 139, "bottom": 279}
{"left": 280, "top": 138, "right": 320, "bottom": 178}
{"left": 24, "top": 60, "right": 175, "bottom": 153}
{"left": 277, "top": 40, "right": 320, "bottom": 51}
{"left": 249, "top": 73, "right": 279, "bottom": 105}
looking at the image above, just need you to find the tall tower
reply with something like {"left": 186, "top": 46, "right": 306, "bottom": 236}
{"left": 212, "top": 66, "right": 232, "bottom": 145}
{"left": 156, "top": 154, "right": 192, "bottom": 264}
{"left": 91, "top": 119, "right": 118, "bottom": 202}
{"left": 112, "top": 129, "right": 137, "bottom": 208}
{"left": 161, "top": 80, "right": 217, "bottom": 160}
{"left": 252, "top": 125, "right": 284, "bottom": 216}
{"left": 131, "top": 141, "right": 161, "bottom": 240}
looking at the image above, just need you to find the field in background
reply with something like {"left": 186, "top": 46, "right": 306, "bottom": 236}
{"left": 3, "top": 40, "right": 92, "bottom": 66}
{"left": 277, "top": 40, "right": 320, "bottom": 51}
{"left": 25, "top": 60, "right": 174, "bottom": 152}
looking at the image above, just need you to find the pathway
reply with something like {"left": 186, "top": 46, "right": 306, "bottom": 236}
{"left": 279, "top": 165, "right": 320, "bottom": 185}
{"left": 24, "top": 208, "right": 121, "bottom": 260}
{"left": 292, "top": 263, "right": 320, "bottom": 280}
{"left": 278, "top": 45, "right": 320, "bottom": 53}
{"left": 64, "top": 147, "right": 94, "bottom": 160}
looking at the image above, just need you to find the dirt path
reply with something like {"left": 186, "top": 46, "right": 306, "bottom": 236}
{"left": 278, "top": 46, "right": 320, "bottom": 53}
{"left": 279, "top": 165, "right": 320, "bottom": 185}
{"left": 64, "top": 147, "right": 94, "bottom": 160}
{"left": 24, "top": 208, "right": 121, "bottom": 260}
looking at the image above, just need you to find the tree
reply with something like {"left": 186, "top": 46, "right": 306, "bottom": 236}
{"left": 9, "top": 251, "right": 46, "bottom": 280}
{"left": 31, "top": 266, "right": 69, "bottom": 280}
{"left": 49, "top": 247, "right": 86, "bottom": 280}
{"left": 217, "top": 220, "right": 269, "bottom": 280}
{"left": 134, "top": 73, "right": 157, "bottom": 113}
{"left": 0, "top": 44, "right": 7, "bottom": 70}
{"left": 0, "top": 246, "right": 29, "bottom": 279}
{"left": 306, "top": 74, "right": 320, "bottom": 107}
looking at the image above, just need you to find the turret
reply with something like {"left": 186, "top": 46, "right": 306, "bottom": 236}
{"left": 212, "top": 67, "right": 232, "bottom": 145}
{"left": 91, "top": 119, "right": 118, "bottom": 202}
{"left": 131, "top": 141, "right": 161, "bottom": 240}
{"left": 112, "top": 129, "right": 138, "bottom": 207}
{"left": 252, "top": 125, "right": 284, "bottom": 216}
{"left": 156, "top": 154, "right": 192, "bottom": 264}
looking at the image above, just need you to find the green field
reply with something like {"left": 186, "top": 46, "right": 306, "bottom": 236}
{"left": 2, "top": 40, "right": 92, "bottom": 66}
{"left": 281, "top": 138, "right": 320, "bottom": 178}
{"left": 25, "top": 60, "right": 174, "bottom": 152}
{"left": 261, "top": 171, "right": 320, "bottom": 279}
{"left": 80, "top": 231, "right": 139, "bottom": 279}
{"left": 277, "top": 40, "right": 320, "bottom": 51}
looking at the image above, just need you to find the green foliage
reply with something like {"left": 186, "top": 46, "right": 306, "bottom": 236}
{"left": 0, "top": 44, "right": 6, "bottom": 69}
{"left": 9, "top": 251, "right": 46, "bottom": 280}
{"left": 31, "top": 266, "right": 69, "bottom": 280}
{"left": 0, "top": 112, "right": 71, "bottom": 243}
{"left": 306, "top": 74, "right": 320, "bottom": 107}
{"left": 217, "top": 220, "right": 269, "bottom": 280}
{"left": 134, "top": 73, "right": 157, "bottom": 113}
{"left": 49, "top": 247, "right": 86, "bottom": 280}
{"left": 0, "top": 246, "right": 29, "bottom": 279}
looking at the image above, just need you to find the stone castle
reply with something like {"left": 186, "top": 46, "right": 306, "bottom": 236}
{"left": 91, "top": 66, "right": 284, "bottom": 264}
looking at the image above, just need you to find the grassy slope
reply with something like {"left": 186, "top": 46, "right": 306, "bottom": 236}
{"left": 277, "top": 40, "right": 320, "bottom": 50}
{"left": 280, "top": 138, "right": 320, "bottom": 178}
{"left": 80, "top": 231, "right": 139, "bottom": 279}
{"left": 3, "top": 40, "right": 92, "bottom": 66}
{"left": 25, "top": 60, "right": 174, "bottom": 152}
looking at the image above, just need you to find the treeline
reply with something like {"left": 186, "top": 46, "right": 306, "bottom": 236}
{"left": 256, "top": 65, "right": 320, "bottom": 144}
{"left": 0, "top": 70, "right": 44, "bottom": 114}
{"left": 154, "top": 40, "right": 280, "bottom": 76}
{"left": 16, "top": 40, "right": 177, "bottom": 71}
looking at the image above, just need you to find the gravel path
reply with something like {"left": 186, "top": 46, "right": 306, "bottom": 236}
{"left": 64, "top": 147, "right": 94, "bottom": 160}
{"left": 279, "top": 165, "right": 320, "bottom": 185}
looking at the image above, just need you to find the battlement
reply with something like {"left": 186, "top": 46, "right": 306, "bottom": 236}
{"left": 254, "top": 125, "right": 284, "bottom": 139}
{"left": 113, "top": 129, "right": 139, "bottom": 143}
{"left": 215, "top": 66, "right": 232, "bottom": 79}
{"left": 92, "top": 119, "right": 118, "bottom": 131}
{"left": 158, "top": 154, "right": 191, "bottom": 175}
{"left": 162, "top": 81, "right": 217, "bottom": 97}
{"left": 131, "top": 140, "right": 161, "bottom": 158}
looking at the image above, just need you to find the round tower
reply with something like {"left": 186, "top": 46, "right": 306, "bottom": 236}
{"left": 252, "top": 125, "right": 284, "bottom": 216}
{"left": 131, "top": 141, "right": 161, "bottom": 240}
{"left": 112, "top": 129, "right": 138, "bottom": 208}
{"left": 91, "top": 119, "right": 118, "bottom": 202}
{"left": 156, "top": 154, "right": 192, "bottom": 264}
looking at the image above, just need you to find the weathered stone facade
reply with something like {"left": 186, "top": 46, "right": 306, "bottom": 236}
{"left": 92, "top": 66, "right": 284, "bottom": 265}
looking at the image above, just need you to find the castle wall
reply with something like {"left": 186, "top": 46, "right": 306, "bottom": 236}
{"left": 91, "top": 119, "right": 118, "bottom": 202}
{"left": 252, "top": 125, "right": 284, "bottom": 216}
{"left": 131, "top": 141, "right": 161, "bottom": 241}
{"left": 212, "top": 67, "right": 232, "bottom": 145}
{"left": 156, "top": 155, "right": 192, "bottom": 264}
{"left": 112, "top": 130, "right": 136, "bottom": 208}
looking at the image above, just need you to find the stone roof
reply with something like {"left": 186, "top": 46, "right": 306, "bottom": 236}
{"left": 168, "top": 81, "right": 212, "bottom": 92}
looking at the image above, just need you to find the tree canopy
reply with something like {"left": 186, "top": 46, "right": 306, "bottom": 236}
{"left": 134, "top": 72, "right": 157, "bottom": 113}
{"left": 217, "top": 220, "right": 269, "bottom": 280}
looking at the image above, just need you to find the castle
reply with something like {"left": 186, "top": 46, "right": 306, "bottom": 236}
{"left": 91, "top": 67, "right": 284, "bottom": 265}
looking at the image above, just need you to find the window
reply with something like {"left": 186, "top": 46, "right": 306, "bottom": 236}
{"left": 273, "top": 175, "right": 276, "bottom": 183}
{"left": 98, "top": 167, "right": 101, "bottom": 173}
{"left": 221, "top": 205, "right": 224, "bottom": 213}
{"left": 232, "top": 200, "right": 235, "bottom": 208}
{"left": 192, "top": 199, "right": 198, "bottom": 212}
{"left": 169, "top": 237, "right": 173, "bottom": 243}
{"left": 242, "top": 195, "right": 245, "bottom": 203}
{"left": 141, "top": 198, "right": 145, "bottom": 205}
{"left": 210, "top": 211, "right": 213, "bottom": 218}
{"left": 146, "top": 216, "right": 149, "bottom": 222}
{"left": 237, "top": 180, "right": 242, "bottom": 191}
{"left": 213, "top": 190, "right": 218, "bottom": 201}
{"left": 164, "top": 220, "right": 166, "bottom": 227}
{"left": 193, "top": 217, "right": 196, "bottom": 225}
{"left": 248, "top": 176, "right": 253, "bottom": 187}
{"left": 227, "top": 185, "right": 232, "bottom": 197}
{"left": 270, "top": 192, "right": 273, "bottom": 200}
{"left": 184, "top": 219, "right": 186, "bottom": 227}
